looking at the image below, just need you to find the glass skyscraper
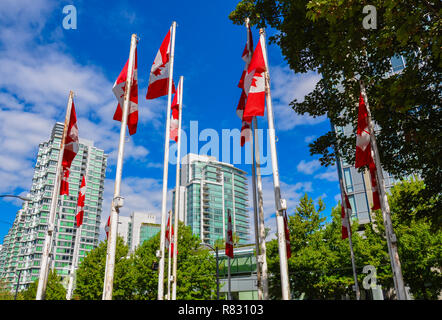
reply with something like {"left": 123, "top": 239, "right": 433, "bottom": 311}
{"left": 178, "top": 154, "right": 249, "bottom": 246}
{"left": 0, "top": 122, "right": 107, "bottom": 290}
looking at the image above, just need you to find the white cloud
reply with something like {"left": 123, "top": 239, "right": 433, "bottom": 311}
{"left": 314, "top": 166, "right": 339, "bottom": 182}
{"left": 297, "top": 159, "right": 322, "bottom": 175}
{"left": 269, "top": 65, "right": 326, "bottom": 131}
{"left": 0, "top": 0, "right": 155, "bottom": 197}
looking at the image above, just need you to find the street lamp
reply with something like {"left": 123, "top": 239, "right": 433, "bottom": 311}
{"left": 0, "top": 195, "right": 32, "bottom": 202}
{"left": 200, "top": 242, "right": 220, "bottom": 300}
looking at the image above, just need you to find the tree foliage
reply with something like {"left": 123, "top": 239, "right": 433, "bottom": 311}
{"left": 74, "top": 223, "right": 217, "bottom": 300}
{"left": 0, "top": 280, "right": 14, "bottom": 300}
{"left": 19, "top": 269, "right": 67, "bottom": 300}
{"left": 75, "top": 236, "right": 132, "bottom": 300}
{"left": 266, "top": 185, "right": 441, "bottom": 299}
{"left": 229, "top": 0, "right": 441, "bottom": 206}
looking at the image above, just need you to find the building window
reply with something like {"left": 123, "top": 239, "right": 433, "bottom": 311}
{"left": 347, "top": 195, "right": 357, "bottom": 218}
{"left": 343, "top": 167, "right": 353, "bottom": 193}
{"left": 391, "top": 55, "right": 406, "bottom": 73}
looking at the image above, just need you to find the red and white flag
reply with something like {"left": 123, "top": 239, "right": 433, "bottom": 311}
{"left": 105, "top": 216, "right": 110, "bottom": 239}
{"left": 341, "top": 190, "right": 352, "bottom": 240}
{"left": 60, "top": 101, "right": 79, "bottom": 196}
{"left": 355, "top": 93, "right": 381, "bottom": 210}
{"left": 237, "top": 25, "right": 254, "bottom": 147}
{"left": 240, "top": 121, "right": 252, "bottom": 147}
{"left": 76, "top": 176, "right": 86, "bottom": 227}
{"left": 112, "top": 48, "right": 139, "bottom": 135}
{"left": 170, "top": 78, "right": 182, "bottom": 143}
{"left": 146, "top": 29, "right": 176, "bottom": 100}
{"left": 165, "top": 212, "right": 175, "bottom": 255}
{"left": 355, "top": 93, "right": 372, "bottom": 169}
{"left": 237, "top": 24, "right": 254, "bottom": 122}
{"left": 368, "top": 156, "right": 381, "bottom": 211}
{"left": 225, "top": 211, "right": 234, "bottom": 258}
{"left": 283, "top": 210, "right": 291, "bottom": 259}
{"left": 242, "top": 38, "right": 266, "bottom": 120}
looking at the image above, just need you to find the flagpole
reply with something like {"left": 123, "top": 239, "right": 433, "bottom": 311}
{"left": 252, "top": 117, "right": 269, "bottom": 299}
{"left": 66, "top": 220, "right": 81, "bottom": 300}
{"left": 259, "top": 28, "right": 291, "bottom": 300}
{"left": 359, "top": 80, "right": 407, "bottom": 300}
{"left": 102, "top": 33, "right": 137, "bottom": 300}
{"left": 250, "top": 120, "right": 263, "bottom": 300}
{"left": 36, "top": 90, "right": 73, "bottom": 300}
{"left": 172, "top": 76, "right": 183, "bottom": 300}
{"left": 226, "top": 209, "right": 232, "bottom": 300}
{"left": 66, "top": 197, "right": 83, "bottom": 301}
{"left": 167, "top": 211, "right": 172, "bottom": 300}
{"left": 336, "top": 159, "right": 360, "bottom": 300}
{"left": 158, "top": 21, "right": 177, "bottom": 300}
{"left": 243, "top": 17, "right": 263, "bottom": 301}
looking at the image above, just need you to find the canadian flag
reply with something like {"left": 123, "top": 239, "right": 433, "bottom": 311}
{"left": 355, "top": 93, "right": 381, "bottom": 210}
{"left": 283, "top": 210, "right": 291, "bottom": 259}
{"left": 341, "top": 190, "right": 352, "bottom": 240}
{"left": 105, "top": 216, "right": 110, "bottom": 239}
{"left": 240, "top": 121, "right": 252, "bottom": 147}
{"left": 368, "top": 156, "right": 381, "bottom": 210}
{"left": 242, "top": 38, "right": 266, "bottom": 120}
{"left": 237, "top": 24, "right": 254, "bottom": 123}
{"left": 165, "top": 212, "right": 176, "bottom": 255}
{"left": 112, "top": 48, "right": 139, "bottom": 135}
{"left": 355, "top": 93, "right": 372, "bottom": 169}
{"left": 170, "top": 78, "right": 182, "bottom": 143}
{"left": 76, "top": 176, "right": 86, "bottom": 227}
{"left": 225, "top": 211, "right": 234, "bottom": 258}
{"left": 146, "top": 29, "right": 176, "bottom": 100}
{"left": 237, "top": 25, "right": 254, "bottom": 147}
{"left": 60, "top": 101, "right": 79, "bottom": 196}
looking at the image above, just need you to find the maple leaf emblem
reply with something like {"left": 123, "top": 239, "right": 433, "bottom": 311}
{"left": 153, "top": 63, "right": 166, "bottom": 76}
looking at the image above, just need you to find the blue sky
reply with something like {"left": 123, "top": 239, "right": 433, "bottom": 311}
{"left": 0, "top": 0, "right": 340, "bottom": 242}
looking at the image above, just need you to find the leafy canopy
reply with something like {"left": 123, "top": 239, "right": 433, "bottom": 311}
{"left": 229, "top": 0, "right": 441, "bottom": 207}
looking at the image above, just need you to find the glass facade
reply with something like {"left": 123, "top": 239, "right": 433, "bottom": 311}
{"left": 179, "top": 154, "right": 249, "bottom": 246}
{"left": 0, "top": 123, "right": 107, "bottom": 290}
{"left": 139, "top": 223, "right": 161, "bottom": 244}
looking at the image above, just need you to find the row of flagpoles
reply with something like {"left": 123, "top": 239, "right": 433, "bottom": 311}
{"left": 33, "top": 18, "right": 406, "bottom": 300}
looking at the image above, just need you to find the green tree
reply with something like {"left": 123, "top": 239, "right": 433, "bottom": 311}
{"left": 19, "top": 269, "right": 67, "bottom": 300}
{"left": 75, "top": 236, "right": 133, "bottom": 300}
{"left": 132, "top": 222, "right": 217, "bottom": 300}
{"left": 229, "top": 1, "right": 441, "bottom": 217}
{"left": 74, "top": 223, "right": 216, "bottom": 300}
{"left": 373, "top": 178, "right": 442, "bottom": 299}
{"left": 266, "top": 180, "right": 441, "bottom": 300}
{"left": 0, "top": 280, "right": 13, "bottom": 300}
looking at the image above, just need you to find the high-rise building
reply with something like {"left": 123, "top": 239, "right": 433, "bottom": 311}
{"left": 117, "top": 212, "right": 160, "bottom": 252}
{"left": 0, "top": 122, "right": 107, "bottom": 290}
{"left": 177, "top": 154, "right": 249, "bottom": 246}
{"left": 335, "top": 56, "right": 408, "bottom": 226}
